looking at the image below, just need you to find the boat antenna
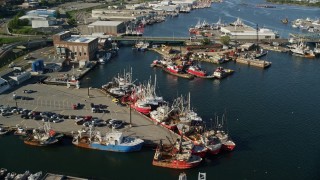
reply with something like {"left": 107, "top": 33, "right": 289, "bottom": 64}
{"left": 224, "top": 109, "right": 230, "bottom": 135}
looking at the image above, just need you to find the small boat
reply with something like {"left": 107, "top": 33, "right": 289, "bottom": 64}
{"left": 0, "top": 127, "right": 10, "bottom": 135}
{"left": 98, "top": 52, "right": 112, "bottom": 64}
{"left": 13, "top": 125, "right": 27, "bottom": 136}
{"left": 28, "top": 171, "right": 42, "bottom": 180}
{"left": 213, "top": 67, "right": 233, "bottom": 79}
{"left": 72, "top": 127, "right": 144, "bottom": 152}
{"left": 281, "top": 18, "right": 288, "bottom": 24}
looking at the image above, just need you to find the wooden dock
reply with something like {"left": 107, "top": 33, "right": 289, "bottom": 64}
{"left": 236, "top": 58, "right": 272, "bottom": 68}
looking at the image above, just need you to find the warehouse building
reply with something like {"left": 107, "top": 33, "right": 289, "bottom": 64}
{"left": 87, "top": 21, "right": 125, "bottom": 35}
{"left": 53, "top": 31, "right": 98, "bottom": 61}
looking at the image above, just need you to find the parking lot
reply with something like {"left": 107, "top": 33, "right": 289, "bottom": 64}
{"left": 0, "top": 83, "right": 176, "bottom": 145}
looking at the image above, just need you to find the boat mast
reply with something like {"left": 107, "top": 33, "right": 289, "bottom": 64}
{"left": 256, "top": 24, "right": 259, "bottom": 51}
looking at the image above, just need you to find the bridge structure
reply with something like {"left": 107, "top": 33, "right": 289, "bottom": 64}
{"left": 112, "top": 36, "right": 295, "bottom": 45}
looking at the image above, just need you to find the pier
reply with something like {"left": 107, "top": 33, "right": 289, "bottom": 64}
{"left": 0, "top": 82, "right": 178, "bottom": 146}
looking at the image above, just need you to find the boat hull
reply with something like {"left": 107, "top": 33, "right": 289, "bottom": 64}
{"left": 130, "top": 104, "right": 151, "bottom": 115}
{"left": 152, "top": 159, "right": 201, "bottom": 169}
{"left": 73, "top": 141, "right": 143, "bottom": 152}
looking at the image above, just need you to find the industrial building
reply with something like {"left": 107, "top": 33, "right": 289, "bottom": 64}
{"left": 220, "top": 18, "right": 276, "bottom": 40}
{"left": 92, "top": 9, "right": 148, "bottom": 21}
{"left": 87, "top": 21, "right": 125, "bottom": 35}
{"left": 53, "top": 31, "right": 99, "bottom": 61}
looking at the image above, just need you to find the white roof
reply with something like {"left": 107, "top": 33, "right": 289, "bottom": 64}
{"left": 89, "top": 21, "right": 123, "bottom": 27}
{"left": 66, "top": 36, "right": 97, "bottom": 43}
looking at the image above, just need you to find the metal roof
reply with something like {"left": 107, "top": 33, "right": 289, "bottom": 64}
{"left": 88, "top": 21, "right": 123, "bottom": 27}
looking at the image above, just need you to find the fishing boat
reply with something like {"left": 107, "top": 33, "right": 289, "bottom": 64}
{"left": 5, "top": 172, "right": 17, "bottom": 179}
{"left": 187, "top": 65, "right": 207, "bottom": 77}
{"left": 72, "top": 127, "right": 144, "bottom": 152}
{"left": 0, "top": 127, "right": 10, "bottom": 135}
{"left": 202, "top": 130, "right": 222, "bottom": 155}
{"left": 28, "top": 171, "right": 42, "bottom": 180}
{"left": 14, "top": 171, "right": 30, "bottom": 180}
{"left": 24, "top": 123, "right": 62, "bottom": 147}
{"left": 152, "top": 140, "right": 202, "bottom": 169}
{"left": 214, "top": 114, "right": 236, "bottom": 151}
{"left": 98, "top": 52, "right": 112, "bottom": 64}
{"left": 130, "top": 100, "right": 152, "bottom": 115}
{"left": 215, "top": 130, "right": 236, "bottom": 151}
{"left": 102, "top": 69, "right": 136, "bottom": 97}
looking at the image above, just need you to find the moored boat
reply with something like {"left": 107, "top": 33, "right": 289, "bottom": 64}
{"left": 130, "top": 100, "right": 152, "bottom": 115}
{"left": 213, "top": 67, "right": 234, "bottom": 79}
{"left": 152, "top": 141, "right": 202, "bottom": 169}
{"left": 72, "top": 127, "right": 144, "bottom": 152}
{"left": 98, "top": 52, "right": 112, "bottom": 64}
{"left": 23, "top": 123, "right": 61, "bottom": 147}
{"left": 187, "top": 65, "right": 207, "bottom": 77}
{"left": 0, "top": 127, "right": 10, "bottom": 135}
{"left": 13, "top": 125, "right": 27, "bottom": 136}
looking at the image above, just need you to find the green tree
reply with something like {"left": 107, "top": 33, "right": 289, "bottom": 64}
{"left": 220, "top": 35, "right": 230, "bottom": 45}
{"left": 201, "top": 38, "right": 211, "bottom": 45}
{"left": 67, "top": 18, "right": 77, "bottom": 26}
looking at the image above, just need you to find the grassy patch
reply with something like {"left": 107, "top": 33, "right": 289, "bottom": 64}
{"left": 0, "top": 37, "right": 29, "bottom": 46}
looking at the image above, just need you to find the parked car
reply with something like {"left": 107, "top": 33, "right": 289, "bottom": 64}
{"left": 108, "top": 119, "right": 123, "bottom": 129}
{"left": 53, "top": 119, "right": 63, "bottom": 123}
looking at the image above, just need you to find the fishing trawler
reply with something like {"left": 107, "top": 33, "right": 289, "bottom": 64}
{"left": 24, "top": 123, "right": 62, "bottom": 147}
{"left": 152, "top": 140, "right": 202, "bottom": 169}
{"left": 72, "top": 126, "right": 144, "bottom": 152}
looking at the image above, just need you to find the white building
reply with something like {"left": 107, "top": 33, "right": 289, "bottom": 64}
{"left": 32, "top": 19, "right": 57, "bottom": 28}
{"left": 220, "top": 18, "right": 276, "bottom": 40}
{"left": 0, "top": 78, "right": 10, "bottom": 94}
{"left": 19, "top": 14, "right": 57, "bottom": 28}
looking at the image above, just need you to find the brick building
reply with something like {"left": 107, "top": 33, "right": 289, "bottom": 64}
{"left": 53, "top": 31, "right": 98, "bottom": 61}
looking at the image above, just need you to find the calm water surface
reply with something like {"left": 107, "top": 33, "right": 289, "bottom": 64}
{"left": 1, "top": 0, "right": 320, "bottom": 179}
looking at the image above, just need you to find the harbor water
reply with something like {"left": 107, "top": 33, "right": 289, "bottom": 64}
{"left": 1, "top": 0, "right": 320, "bottom": 179}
